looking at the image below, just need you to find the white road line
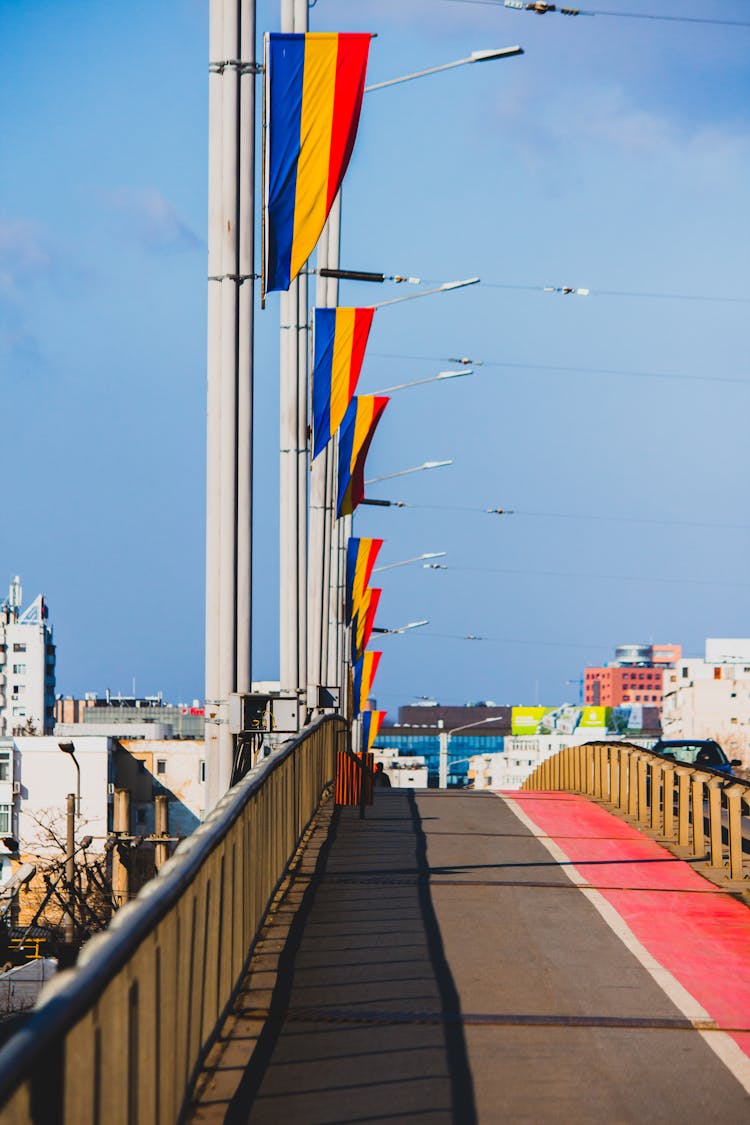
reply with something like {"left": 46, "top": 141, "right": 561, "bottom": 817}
{"left": 497, "top": 791, "right": 750, "bottom": 1096}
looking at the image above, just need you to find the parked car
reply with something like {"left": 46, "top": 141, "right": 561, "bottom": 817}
{"left": 650, "top": 739, "right": 740, "bottom": 776}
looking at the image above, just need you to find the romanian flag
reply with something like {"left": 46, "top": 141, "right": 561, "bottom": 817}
{"left": 264, "top": 33, "right": 371, "bottom": 293}
{"left": 312, "top": 307, "right": 375, "bottom": 457}
{"left": 352, "top": 586, "right": 381, "bottom": 663}
{"left": 346, "top": 537, "right": 383, "bottom": 623}
{"left": 337, "top": 395, "right": 388, "bottom": 517}
{"left": 352, "top": 650, "right": 382, "bottom": 717}
{"left": 362, "top": 709, "right": 386, "bottom": 752}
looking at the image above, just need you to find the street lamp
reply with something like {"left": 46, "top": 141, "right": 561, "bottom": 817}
{"left": 364, "top": 47, "right": 524, "bottom": 93}
{"left": 372, "top": 620, "right": 430, "bottom": 635}
{"left": 368, "top": 370, "right": 472, "bottom": 395}
{"left": 438, "top": 717, "right": 501, "bottom": 789}
{"left": 374, "top": 552, "right": 447, "bottom": 573}
{"left": 58, "top": 741, "right": 80, "bottom": 816}
{"left": 365, "top": 460, "right": 453, "bottom": 486}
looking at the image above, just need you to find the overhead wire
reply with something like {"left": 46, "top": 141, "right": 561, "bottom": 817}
{"left": 424, "top": 563, "right": 750, "bottom": 590}
{"left": 369, "top": 351, "right": 750, "bottom": 388}
{"left": 435, "top": 0, "right": 750, "bottom": 29}
{"left": 360, "top": 499, "right": 750, "bottom": 532}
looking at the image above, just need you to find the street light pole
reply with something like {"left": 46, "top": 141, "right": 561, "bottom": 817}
{"left": 438, "top": 717, "right": 500, "bottom": 789}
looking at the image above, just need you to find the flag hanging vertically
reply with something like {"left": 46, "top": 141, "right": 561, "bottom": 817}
{"left": 352, "top": 650, "right": 382, "bottom": 717}
{"left": 264, "top": 32, "right": 371, "bottom": 294}
{"left": 352, "top": 586, "right": 381, "bottom": 663}
{"left": 345, "top": 537, "right": 383, "bottom": 623}
{"left": 337, "top": 395, "right": 388, "bottom": 517}
{"left": 312, "top": 307, "right": 375, "bottom": 457}
{"left": 362, "top": 709, "right": 386, "bottom": 752}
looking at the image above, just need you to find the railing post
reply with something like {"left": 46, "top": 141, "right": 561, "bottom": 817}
{"left": 676, "top": 767, "right": 692, "bottom": 849}
{"left": 690, "top": 773, "right": 705, "bottom": 858}
{"left": 584, "top": 744, "right": 594, "bottom": 794}
{"left": 628, "top": 753, "right": 639, "bottom": 818}
{"left": 593, "top": 745, "right": 602, "bottom": 798}
{"left": 619, "top": 748, "right": 629, "bottom": 813}
{"left": 662, "top": 765, "right": 676, "bottom": 840}
{"left": 610, "top": 745, "right": 619, "bottom": 807}
{"left": 706, "top": 778, "right": 724, "bottom": 868}
{"left": 650, "top": 762, "right": 663, "bottom": 834}
{"left": 636, "top": 754, "right": 649, "bottom": 824}
{"left": 725, "top": 784, "right": 746, "bottom": 881}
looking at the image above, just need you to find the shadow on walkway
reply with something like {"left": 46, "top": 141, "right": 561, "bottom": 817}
{"left": 227, "top": 790, "right": 476, "bottom": 1124}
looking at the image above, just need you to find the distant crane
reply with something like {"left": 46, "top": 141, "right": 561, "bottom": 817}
{"left": 566, "top": 678, "right": 584, "bottom": 704}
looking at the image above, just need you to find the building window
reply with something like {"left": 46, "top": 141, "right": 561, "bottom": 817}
{"left": 682, "top": 668, "right": 688, "bottom": 678}
{"left": 12, "top": 664, "right": 26, "bottom": 675}
{"left": 11, "top": 708, "right": 25, "bottom": 718}
{"left": 12, "top": 644, "right": 26, "bottom": 653}
{"left": 135, "top": 807, "right": 146, "bottom": 825}
{"left": 200, "top": 761, "right": 206, "bottom": 783}
{"left": 0, "top": 806, "right": 10, "bottom": 833}
{"left": 156, "top": 759, "right": 166, "bottom": 776}
{"left": 0, "top": 753, "right": 10, "bottom": 782}
{"left": 714, "top": 667, "right": 722, "bottom": 680}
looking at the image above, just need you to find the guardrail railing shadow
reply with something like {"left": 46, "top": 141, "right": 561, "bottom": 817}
{"left": 523, "top": 741, "right": 750, "bottom": 885}
{"left": 0, "top": 714, "right": 346, "bottom": 1124}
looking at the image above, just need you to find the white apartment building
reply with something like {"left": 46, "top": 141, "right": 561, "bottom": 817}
{"left": 0, "top": 578, "right": 56, "bottom": 737}
{"left": 469, "top": 729, "right": 611, "bottom": 791}
{"left": 373, "top": 748, "right": 428, "bottom": 788}
{"left": 661, "top": 639, "right": 750, "bottom": 766}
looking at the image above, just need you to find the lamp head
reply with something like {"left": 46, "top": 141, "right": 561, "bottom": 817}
{"left": 58, "top": 741, "right": 76, "bottom": 756}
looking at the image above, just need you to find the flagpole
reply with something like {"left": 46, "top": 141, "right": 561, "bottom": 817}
{"left": 237, "top": 0, "right": 256, "bottom": 695}
{"left": 279, "top": 0, "right": 308, "bottom": 707}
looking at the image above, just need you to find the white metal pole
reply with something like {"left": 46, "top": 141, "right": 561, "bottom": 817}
{"left": 297, "top": 268, "right": 308, "bottom": 693}
{"left": 279, "top": 0, "right": 308, "bottom": 703}
{"left": 439, "top": 730, "right": 449, "bottom": 789}
{"left": 205, "top": 0, "right": 224, "bottom": 809}
{"left": 236, "top": 0, "right": 255, "bottom": 694}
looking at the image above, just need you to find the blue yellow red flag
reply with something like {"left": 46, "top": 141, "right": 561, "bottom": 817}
{"left": 352, "top": 650, "right": 382, "bottom": 717}
{"left": 312, "top": 307, "right": 375, "bottom": 457}
{"left": 362, "top": 709, "right": 386, "bottom": 752}
{"left": 337, "top": 395, "right": 388, "bottom": 517}
{"left": 264, "top": 33, "right": 371, "bottom": 293}
{"left": 352, "top": 587, "right": 381, "bottom": 663}
{"left": 345, "top": 537, "right": 383, "bottom": 624}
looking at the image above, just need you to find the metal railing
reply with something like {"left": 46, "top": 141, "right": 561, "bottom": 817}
{"left": 0, "top": 714, "right": 345, "bottom": 1124}
{"left": 523, "top": 741, "right": 750, "bottom": 882}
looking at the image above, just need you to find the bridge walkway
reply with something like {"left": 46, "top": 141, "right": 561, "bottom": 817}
{"left": 190, "top": 789, "right": 750, "bottom": 1124}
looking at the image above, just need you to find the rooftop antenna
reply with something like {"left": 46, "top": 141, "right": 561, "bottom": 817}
{"left": 8, "top": 577, "right": 22, "bottom": 612}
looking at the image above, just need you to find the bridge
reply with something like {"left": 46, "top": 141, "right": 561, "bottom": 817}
{"left": 0, "top": 726, "right": 749, "bottom": 1122}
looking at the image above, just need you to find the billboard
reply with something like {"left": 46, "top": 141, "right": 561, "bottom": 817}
{"left": 511, "top": 707, "right": 550, "bottom": 736}
{"left": 511, "top": 704, "right": 610, "bottom": 736}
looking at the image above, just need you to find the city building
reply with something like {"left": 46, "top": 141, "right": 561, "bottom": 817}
{"left": 372, "top": 748, "right": 428, "bottom": 788}
{"left": 55, "top": 691, "right": 205, "bottom": 739}
{"left": 584, "top": 643, "right": 681, "bottom": 712}
{"left": 0, "top": 735, "right": 207, "bottom": 889}
{"left": 378, "top": 702, "right": 511, "bottom": 785}
{"left": 0, "top": 578, "right": 56, "bottom": 737}
{"left": 661, "top": 639, "right": 750, "bottom": 766}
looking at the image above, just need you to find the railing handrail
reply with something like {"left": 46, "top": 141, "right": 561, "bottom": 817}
{"left": 0, "top": 713, "right": 344, "bottom": 1107}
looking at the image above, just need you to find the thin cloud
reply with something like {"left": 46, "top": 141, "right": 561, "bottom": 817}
{"left": 0, "top": 219, "right": 55, "bottom": 293}
{"left": 109, "top": 187, "right": 203, "bottom": 254}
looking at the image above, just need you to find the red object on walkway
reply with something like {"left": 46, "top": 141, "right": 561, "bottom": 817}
{"left": 508, "top": 791, "right": 750, "bottom": 1059}
{"left": 335, "top": 750, "right": 373, "bottom": 806}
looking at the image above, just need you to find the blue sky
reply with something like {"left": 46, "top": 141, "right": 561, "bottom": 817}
{"left": 2, "top": 0, "right": 749, "bottom": 713}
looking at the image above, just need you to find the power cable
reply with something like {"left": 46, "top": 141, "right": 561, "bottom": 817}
{"left": 361, "top": 499, "right": 750, "bottom": 532}
{"left": 369, "top": 351, "right": 750, "bottom": 387}
{"left": 429, "top": 563, "right": 750, "bottom": 589}
{"left": 436, "top": 0, "right": 750, "bottom": 29}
